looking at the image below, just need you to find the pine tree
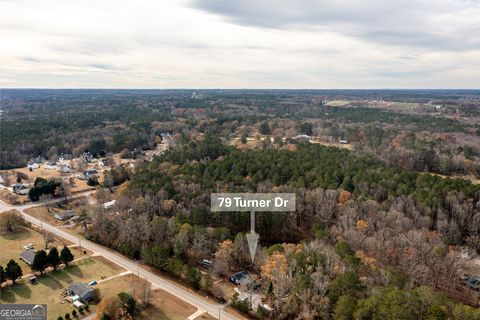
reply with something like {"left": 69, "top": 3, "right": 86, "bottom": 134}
{"left": 60, "top": 246, "right": 74, "bottom": 266}
{"left": 0, "top": 265, "right": 5, "bottom": 284}
{"left": 48, "top": 247, "right": 61, "bottom": 270}
{"left": 6, "top": 259, "right": 23, "bottom": 284}
{"left": 32, "top": 250, "right": 48, "bottom": 274}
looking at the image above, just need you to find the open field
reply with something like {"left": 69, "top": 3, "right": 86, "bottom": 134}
{"left": 137, "top": 286, "right": 197, "bottom": 320}
{"left": 94, "top": 273, "right": 198, "bottom": 320}
{"left": 0, "top": 256, "right": 126, "bottom": 320}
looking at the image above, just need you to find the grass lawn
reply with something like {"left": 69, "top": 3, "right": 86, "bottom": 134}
{"left": 0, "top": 226, "right": 72, "bottom": 274}
{"left": 24, "top": 206, "right": 68, "bottom": 226}
{"left": 96, "top": 274, "right": 197, "bottom": 320}
{"left": 0, "top": 256, "right": 125, "bottom": 320}
{"left": 137, "top": 288, "right": 197, "bottom": 320}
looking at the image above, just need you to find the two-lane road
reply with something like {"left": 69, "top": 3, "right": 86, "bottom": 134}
{"left": 0, "top": 195, "right": 241, "bottom": 320}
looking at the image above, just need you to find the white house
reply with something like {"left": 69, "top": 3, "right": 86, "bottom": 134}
{"left": 44, "top": 162, "right": 58, "bottom": 170}
{"left": 102, "top": 200, "right": 117, "bottom": 210}
{"left": 28, "top": 162, "right": 40, "bottom": 170}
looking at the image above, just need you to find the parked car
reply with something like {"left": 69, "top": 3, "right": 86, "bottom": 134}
{"left": 24, "top": 244, "right": 34, "bottom": 250}
{"left": 199, "top": 259, "right": 214, "bottom": 268}
{"left": 465, "top": 276, "right": 480, "bottom": 290}
{"left": 88, "top": 280, "right": 97, "bottom": 286}
{"left": 229, "top": 271, "right": 248, "bottom": 285}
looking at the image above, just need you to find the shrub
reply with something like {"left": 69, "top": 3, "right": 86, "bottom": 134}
{"left": 72, "top": 309, "right": 77, "bottom": 317}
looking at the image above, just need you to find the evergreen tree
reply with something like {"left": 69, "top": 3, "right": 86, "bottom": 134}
{"left": 47, "top": 247, "right": 61, "bottom": 270}
{"left": 0, "top": 265, "right": 5, "bottom": 283}
{"left": 32, "top": 250, "right": 48, "bottom": 274}
{"left": 60, "top": 246, "right": 74, "bottom": 266}
{"left": 5, "top": 259, "right": 23, "bottom": 284}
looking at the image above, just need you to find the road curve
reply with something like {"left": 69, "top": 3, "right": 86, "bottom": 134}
{"left": 0, "top": 195, "right": 240, "bottom": 320}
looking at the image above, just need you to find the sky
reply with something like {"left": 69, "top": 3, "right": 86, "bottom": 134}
{"left": 1, "top": 0, "right": 480, "bottom": 89}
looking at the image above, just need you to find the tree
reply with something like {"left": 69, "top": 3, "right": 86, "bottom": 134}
{"left": 333, "top": 294, "right": 356, "bottom": 320}
{"left": 185, "top": 265, "right": 201, "bottom": 290}
{"left": 32, "top": 250, "right": 48, "bottom": 274}
{"left": 0, "top": 210, "right": 26, "bottom": 232}
{"left": 60, "top": 246, "right": 74, "bottom": 266}
{"left": 136, "top": 278, "right": 152, "bottom": 306}
{"left": 48, "top": 247, "right": 61, "bottom": 270}
{"left": 44, "top": 231, "right": 54, "bottom": 250}
{"left": 5, "top": 259, "right": 23, "bottom": 284}
{"left": 96, "top": 297, "right": 120, "bottom": 320}
{"left": 259, "top": 122, "right": 271, "bottom": 135}
{"left": 118, "top": 292, "right": 137, "bottom": 315}
{"left": 0, "top": 265, "right": 5, "bottom": 284}
{"left": 328, "top": 272, "right": 363, "bottom": 304}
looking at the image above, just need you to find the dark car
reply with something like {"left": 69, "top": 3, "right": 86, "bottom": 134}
{"left": 229, "top": 271, "right": 248, "bottom": 285}
{"left": 465, "top": 276, "right": 480, "bottom": 290}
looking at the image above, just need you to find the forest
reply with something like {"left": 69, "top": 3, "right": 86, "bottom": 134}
{"left": 82, "top": 133, "right": 480, "bottom": 319}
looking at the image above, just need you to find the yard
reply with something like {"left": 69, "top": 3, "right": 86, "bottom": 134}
{"left": 94, "top": 273, "right": 198, "bottom": 320}
{"left": 0, "top": 226, "right": 72, "bottom": 274}
{"left": 0, "top": 256, "right": 126, "bottom": 320}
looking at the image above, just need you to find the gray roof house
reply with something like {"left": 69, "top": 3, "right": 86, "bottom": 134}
{"left": 20, "top": 249, "right": 36, "bottom": 265}
{"left": 54, "top": 210, "right": 76, "bottom": 221}
{"left": 68, "top": 282, "right": 95, "bottom": 301}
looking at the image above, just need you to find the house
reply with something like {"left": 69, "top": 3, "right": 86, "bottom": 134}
{"left": 20, "top": 249, "right": 36, "bottom": 265}
{"left": 44, "top": 162, "right": 58, "bottom": 170}
{"left": 30, "top": 156, "right": 45, "bottom": 164}
{"left": 28, "top": 162, "right": 40, "bottom": 170}
{"left": 82, "top": 152, "right": 93, "bottom": 163}
{"left": 58, "top": 165, "right": 71, "bottom": 173}
{"left": 294, "top": 134, "right": 311, "bottom": 140}
{"left": 80, "top": 170, "right": 98, "bottom": 180}
{"left": 58, "top": 153, "right": 72, "bottom": 162}
{"left": 102, "top": 200, "right": 117, "bottom": 210}
{"left": 54, "top": 210, "right": 76, "bottom": 221}
{"left": 229, "top": 271, "right": 249, "bottom": 285}
{"left": 13, "top": 185, "right": 29, "bottom": 195}
{"left": 68, "top": 282, "right": 95, "bottom": 301}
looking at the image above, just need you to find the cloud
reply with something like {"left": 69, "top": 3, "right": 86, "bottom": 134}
{"left": 190, "top": 0, "right": 480, "bottom": 51}
{"left": 0, "top": 0, "right": 479, "bottom": 88}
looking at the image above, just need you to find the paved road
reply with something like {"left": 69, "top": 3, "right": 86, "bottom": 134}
{"left": 0, "top": 194, "right": 239, "bottom": 320}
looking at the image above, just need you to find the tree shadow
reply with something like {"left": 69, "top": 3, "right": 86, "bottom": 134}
{"left": 38, "top": 274, "right": 63, "bottom": 290}
{"left": 64, "top": 265, "right": 83, "bottom": 278}
{"left": 0, "top": 287, "right": 17, "bottom": 303}
{"left": 13, "top": 283, "right": 32, "bottom": 299}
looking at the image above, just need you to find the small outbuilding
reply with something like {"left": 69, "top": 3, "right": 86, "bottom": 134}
{"left": 54, "top": 210, "right": 76, "bottom": 221}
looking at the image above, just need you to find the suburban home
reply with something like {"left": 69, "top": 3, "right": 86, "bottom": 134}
{"left": 28, "top": 162, "right": 40, "bottom": 170}
{"left": 68, "top": 282, "right": 95, "bottom": 301}
{"left": 58, "top": 153, "right": 72, "bottom": 162}
{"left": 12, "top": 184, "right": 29, "bottom": 195}
{"left": 82, "top": 152, "right": 93, "bottom": 163}
{"left": 80, "top": 169, "right": 98, "bottom": 180}
{"left": 20, "top": 249, "right": 36, "bottom": 265}
{"left": 44, "top": 162, "right": 58, "bottom": 170}
{"left": 54, "top": 210, "right": 76, "bottom": 221}
{"left": 58, "top": 165, "right": 71, "bottom": 173}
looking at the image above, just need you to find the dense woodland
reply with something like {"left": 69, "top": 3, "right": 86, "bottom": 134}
{"left": 3, "top": 89, "right": 480, "bottom": 319}
{"left": 84, "top": 134, "right": 480, "bottom": 319}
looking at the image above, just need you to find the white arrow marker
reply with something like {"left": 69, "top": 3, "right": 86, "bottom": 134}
{"left": 246, "top": 210, "right": 259, "bottom": 263}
